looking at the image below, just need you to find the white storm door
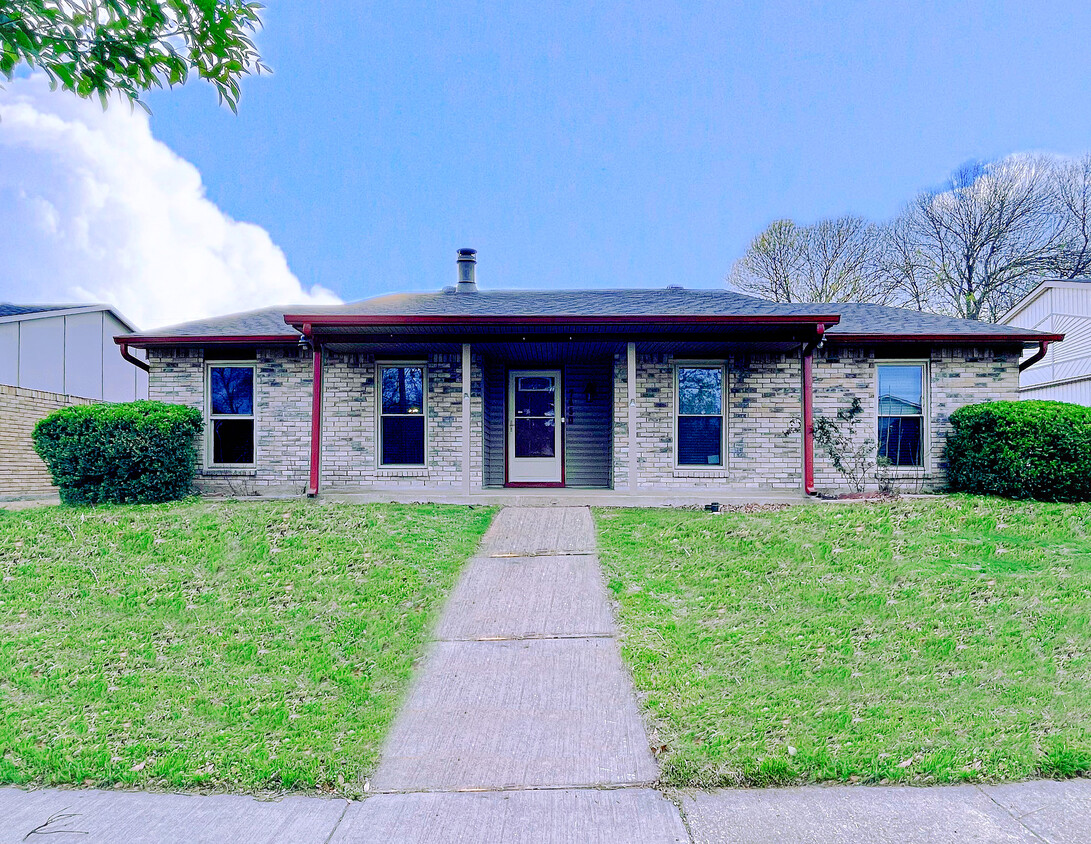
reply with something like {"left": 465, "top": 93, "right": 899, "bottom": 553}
{"left": 507, "top": 370, "right": 562, "bottom": 483}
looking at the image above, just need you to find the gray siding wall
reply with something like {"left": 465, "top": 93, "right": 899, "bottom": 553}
{"left": 563, "top": 361, "right": 612, "bottom": 488}
{"left": 481, "top": 358, "right": 506, "bottom": 488}
{"left": 0, "top": 311, "right": 147, "bottom": 400}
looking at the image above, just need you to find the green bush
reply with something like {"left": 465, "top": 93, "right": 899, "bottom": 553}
{"left": 946, "top": 400, "right": 1091, "bottom": 501}
{"left": 32, "top": 401, "right": 203, "bottom": 505}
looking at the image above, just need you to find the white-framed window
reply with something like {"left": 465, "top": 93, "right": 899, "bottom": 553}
{"left": 877, "top": 362, "right": 927, "bottom": 468}
{"left": 206, "top": 362, "right": 256, "bottom": 467}
{"left": 379, "top": 363, "right": 427, "bottom": 466}
{"left": 675, "top": 364, "right": 726, "bottom": 467}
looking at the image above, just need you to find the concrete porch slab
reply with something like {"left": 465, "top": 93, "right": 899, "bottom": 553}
{"left": 681, "top": 784, "right": 1039, "bottom": 844}
{"left": 329, "top": 788, "right": 689, "bottom": 844}
{"left": 369, "top": 638, "right": 658, "bottom": 793}
{"left": 320, "top": 488, "right": 809, "bottom": 509}
{"left": 434, "top": 554, "right": 616, "bottom": 641}
{"left": 0, "top": 787, "right": 347, "bottom": 844}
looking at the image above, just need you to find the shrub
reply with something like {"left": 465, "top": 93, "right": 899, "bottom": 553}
{"left": 946, "top": 400, "right": 1091, "bottom": 501}
{"left": 33, "top": 401, "right": 203, "bottom": 505}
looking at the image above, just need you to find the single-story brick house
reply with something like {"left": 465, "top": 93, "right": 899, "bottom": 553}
{"left": 116, "top": 250, "right": 1061, "bottom": 499}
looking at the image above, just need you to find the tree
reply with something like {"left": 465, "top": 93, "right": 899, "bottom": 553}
{"left": 898, "top": 156, "right": 1064, "bottom": 321}
{"left": 0, "top": 0, "right": 266, "bottom": 110}
{"left": 1047, "top": 153, "right": 1091, "bottom": 279}
{"left": 730, "top": 215, "right": 885, "bottom": 303}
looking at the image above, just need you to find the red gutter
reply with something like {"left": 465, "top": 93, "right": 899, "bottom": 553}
{"left": 118, "top": 342, "right": 150, "bottom": 373}
{"left": 282, "top": 313, "right": 842, "bottom": 328}
{"left": 1019, "top": 339, "right": 1052, "bottom": 372}
{"left": 801, "top": 325, "right": 826, "bottom": 496}
{"left": 305, "top": 324, "right": 323, "bottom": 497}
{"left": 828, "top": 332, "right": 1065, "bottom": 343}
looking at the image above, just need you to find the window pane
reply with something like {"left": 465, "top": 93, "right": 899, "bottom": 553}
{"left": 212, "top": 419, "right": 254, "bottom": 464}
{"left": 878, "top": 365, "right": 923, "bottom": 416}
{"left": 517, "top": 376, "right": 553, "bottom": 391}
{"left": 514, "top": 418, "right": 556, "bottom": 458}
{"left": 514, "top": 388, "right": 556, "bottom": 418}
{"left": 678, "top": 416, "right": 722, "bottom": 465}
{"left": 382, "top": 367, "right": 424, "bottom": 414}
{"left": 878, "top": 417, "right": 922, "bottom": 466}
{"left": 210, "top": 367, "right": 253, "bottom": 415}
{"left": 382, "top": 415, "right": 425, "bottom": 465}
{"left": 678, "top": 368, "right": 722, "bottom": 415}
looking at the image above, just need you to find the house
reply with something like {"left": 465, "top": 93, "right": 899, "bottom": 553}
{"left": 1002, "top": 277, "right": 1091, "bottom": 404}
{"left": 1, "top": 303, "right": 149, "bottom": 500}
{"left": 115, "top": 250, "right": 1061, "bottom": 500}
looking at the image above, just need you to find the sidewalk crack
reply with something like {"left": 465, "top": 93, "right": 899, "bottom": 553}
{"left": 974, "top": 785, "right": 1052, "bottom": 844}
{"left": 320, "top": 799, "right": 351, "bottom": 844}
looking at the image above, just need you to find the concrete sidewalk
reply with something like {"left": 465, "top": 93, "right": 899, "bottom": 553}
{"left": 336, "top": 505, "right": 687, "bottom": 842}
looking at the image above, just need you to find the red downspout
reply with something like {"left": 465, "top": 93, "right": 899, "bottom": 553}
{"left": 305, "top": 324, "right": 322, "bottom": 497}
{"left": 1019, "top": 339, "right": 1051, "bottom": 372}
{"left": 119, "top": 342, "right": 150, "bottom": 372}
{"left": 802, "top": 325, "right": 825, "bottom": 496}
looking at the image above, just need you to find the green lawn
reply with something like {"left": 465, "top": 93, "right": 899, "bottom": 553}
{"left": 0, "top": 499, "right": 494, "bottom": 794}
{"left": 596, "top": 497, "right": 1091, "bottom": 788}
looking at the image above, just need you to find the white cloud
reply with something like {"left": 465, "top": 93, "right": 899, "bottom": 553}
{"left": 0, "top": 76, "right": 339, "bottom": 329}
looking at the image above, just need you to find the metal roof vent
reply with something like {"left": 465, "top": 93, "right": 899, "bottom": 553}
{"left": 456, "top": 248, "right": 478, "bottom": 293}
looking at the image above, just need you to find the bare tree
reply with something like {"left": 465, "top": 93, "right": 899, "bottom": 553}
{"left": 902, "top": 156, "right": 1064, "bottom": 320}
{"left": 728, "top": 219, "right": 802, "bottom": 302}
{"left": 730, "top": 216, "right": 884, "bottom": 303}
{"left": 1047, "top": 153, "right": 1091, "bottom": 279}
{"left": 873, "top": 215, "right": 936, "bottom": 311}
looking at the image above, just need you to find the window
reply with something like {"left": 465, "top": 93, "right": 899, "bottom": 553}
{"left": 380, "top": 365, "right": 426, "bottom": 466}
{"left": 877, "top": 363, "right": 925, "bottom": 467}
{"left": 208, "top": 364, "right": 255, "bottom": 465}
{"left": 676, "top": 366, "right": 724, "bottom": 466}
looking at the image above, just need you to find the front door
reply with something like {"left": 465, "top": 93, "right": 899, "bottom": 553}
{"left": 507, "top": 370, "right": 563, "bottom": 484}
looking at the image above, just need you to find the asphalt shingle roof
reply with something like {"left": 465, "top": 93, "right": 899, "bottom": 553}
{"left": 0, "top": 304, "right": 78, "bottom": 318}
{"left": 125, "top": 288, "right": 1056, "bottom": 342}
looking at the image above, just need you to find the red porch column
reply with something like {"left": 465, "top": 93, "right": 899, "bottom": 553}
{"left": 306, "top": 326, "right": 322, "bottom": 497}
{"left": 802, "top": 324, "right": 825, "bottom": 496}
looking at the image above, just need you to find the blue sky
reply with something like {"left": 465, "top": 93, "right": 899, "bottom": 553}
{"left": 4, "top": 1, "right": 1091, "bottom": 325}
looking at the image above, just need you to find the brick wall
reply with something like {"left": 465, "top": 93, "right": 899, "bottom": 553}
{"left": 145, "top": 342, "right": 1021, "bottom": 497}
{"left": 0, "top": 385, "right": 94, "bottom": 499}
{"left": 812, "top": 344, "right": 1022, "bottom": 493}
{"left": 611, "top": 351, "right": 802, "bottom": 491}
{"left": 320, "top": 350, "right": 481, "bottom": 491}
{"left": 148, "top": 347, "right": 312, "bottom": 495}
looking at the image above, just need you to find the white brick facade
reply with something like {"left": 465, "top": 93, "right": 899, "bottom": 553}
{"left": 146, "top": 342, "right": 1020, "bottom": 497}
{"left": 812, "top": 344, "right": 1022, "bottom": 492}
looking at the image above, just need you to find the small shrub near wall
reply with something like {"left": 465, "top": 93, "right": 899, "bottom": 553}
{"left": 946, "top": 400, "right": 1091, "bottom": 502}
{"left": 33, "top": 401, "right": 203, "bottom": 505}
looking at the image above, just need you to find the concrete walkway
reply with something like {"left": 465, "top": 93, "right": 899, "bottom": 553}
{"left": 3, "top": 505, "right": 1090, "bottom": 842}
{"left": 332, "top": 505, "right": 688, "bottom": 841}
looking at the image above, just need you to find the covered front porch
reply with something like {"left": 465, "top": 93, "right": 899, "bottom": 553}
{"left": 291, "top": 311, "right": 833, "bottom": 498}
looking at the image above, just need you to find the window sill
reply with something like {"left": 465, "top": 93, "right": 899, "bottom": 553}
{"left": 202, "top": 468, "right": 257, "bottom": 477}
{"left": 376, "top": 468, "right": 429, "bottom": 478}
{"left": 673, "top": 468, "right": 730, "bottom": 479}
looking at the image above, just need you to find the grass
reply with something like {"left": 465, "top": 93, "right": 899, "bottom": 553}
{"left": 595, "top": 497, "right": 1091, "bottom": 788}
{"left": 0, "top": 499, "right": 494, "bottom": 795}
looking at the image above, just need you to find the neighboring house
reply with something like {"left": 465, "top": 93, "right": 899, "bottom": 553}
{"left": 117, "top": 250, "right": 1060, "bottom": 499}
{"left": 0, "top": 303, "right": 148, "bottom": 499}
{"left": 1002, "top": 278, "right": 1091, "bottom": 404}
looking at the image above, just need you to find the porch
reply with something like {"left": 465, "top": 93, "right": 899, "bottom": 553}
{"left": 304, "top": 327, "right": 823, "bottom": 497}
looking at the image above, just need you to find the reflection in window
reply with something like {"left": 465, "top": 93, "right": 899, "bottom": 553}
{"left": 878, "top": 364, "right": 925, "bottom": 467}
{"left": 208, "top": 365, "right": 255, "bottom": 465}
{"left": 380, "top": 366, "right": 426, "bottom": 465}
{"left": 677, "top": 367, "right": 724, "bottom": 466}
